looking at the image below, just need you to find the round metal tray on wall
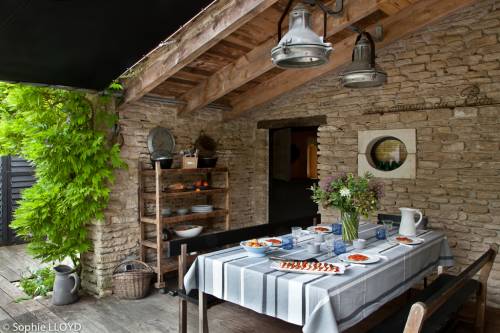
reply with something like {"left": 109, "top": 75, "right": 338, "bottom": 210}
{"left": 147, "top": 127, "right": 175, "bottom": 156}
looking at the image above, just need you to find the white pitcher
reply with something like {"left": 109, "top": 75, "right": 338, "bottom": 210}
{"left": 398, "top": 208, "right": 423, "bottom": 236}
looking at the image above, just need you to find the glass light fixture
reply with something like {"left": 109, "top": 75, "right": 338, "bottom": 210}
{"left": 340, "top": 32, "right": 387, "bottom": 88}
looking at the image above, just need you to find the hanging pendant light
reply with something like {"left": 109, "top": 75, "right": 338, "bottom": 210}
{"left": 271, "top": 3, "right": 332, "bottom": 69}
{"left": 340, "top": 32, "right": 387, "bottom": 88}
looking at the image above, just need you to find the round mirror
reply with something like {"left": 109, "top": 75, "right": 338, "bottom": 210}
{"left": 368, "top": 136, "right": 408, "bottom": 171}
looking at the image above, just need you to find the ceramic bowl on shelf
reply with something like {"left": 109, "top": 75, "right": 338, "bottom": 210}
{"left": 197, "top": 157, "right": 218, "bottom": 168}
{"left": 174, "top": 225, "right": 203, "bottom": 238}
{"left": 177, "top": 208, "right": 189, "bottom": 215}
{"left": 161, "top": 208, "right": 172, "bottom": 216}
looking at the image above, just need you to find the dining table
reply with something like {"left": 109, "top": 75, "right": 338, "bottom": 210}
{"left": 184, "top": 222, "right": 454, "bottom": 333}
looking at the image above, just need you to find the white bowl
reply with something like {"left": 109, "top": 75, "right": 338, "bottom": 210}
{"left": 174, "top": 225, "right": 203, "bottom": 238}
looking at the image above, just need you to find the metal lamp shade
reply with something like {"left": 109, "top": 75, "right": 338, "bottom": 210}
{"left": 271, "top": 4, "right": 332, "bottom": 69}
{"left": 340, "top": 32, "right": 387, "bottom": 88}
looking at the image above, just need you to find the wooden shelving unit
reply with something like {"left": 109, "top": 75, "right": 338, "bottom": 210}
{"left": 138, "top": 161, "right": 230, "bottom": 289}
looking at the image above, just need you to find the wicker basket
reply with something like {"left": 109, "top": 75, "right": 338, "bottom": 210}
{"left": 112, "top": 260, "right": 154, "bottom": 299}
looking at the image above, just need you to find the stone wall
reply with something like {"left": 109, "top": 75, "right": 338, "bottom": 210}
{"left": 83, "top": 0, "right": 500, "bottom": 306}
{"left": 247, "top": 0, "right": 500, "bottom": 306}
{"left": 81, "top": 100, "right": 255, "bottom": 295}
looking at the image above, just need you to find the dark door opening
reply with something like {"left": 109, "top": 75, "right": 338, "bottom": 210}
{"left": 269, "top": 126, "right": 319, "bottom": 224}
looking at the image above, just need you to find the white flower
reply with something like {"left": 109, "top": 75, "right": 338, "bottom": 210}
{"left": 339, "top": 187, "right": 351, "bottom": 198}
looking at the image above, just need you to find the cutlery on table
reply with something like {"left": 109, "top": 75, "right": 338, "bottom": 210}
{"left": 268, "top": 256, "right": 319, "bottom": 263}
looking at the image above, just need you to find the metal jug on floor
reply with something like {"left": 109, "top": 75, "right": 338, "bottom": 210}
{"left": 52, "top": 265, "right": 80, "bottom": 305}
{"left": 398, "top": 207, "right": 423, "bottom": 236}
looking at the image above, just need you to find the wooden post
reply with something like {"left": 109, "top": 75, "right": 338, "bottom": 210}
{"left": 138, "top": 161, "right": 146, "bottom": 262}
{"left": 178, "top": 244, "right": 187, "bottom": 333}
{"left": 199, "top": 290, "right": 208, "bottom": 333}
{"left": 154, "top": 161, "right": 165, "bottom": 289}
{"left": 403, "top": 302, "right": 427, "bottom": 333}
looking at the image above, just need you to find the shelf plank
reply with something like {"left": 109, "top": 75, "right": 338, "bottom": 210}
{"left": 147, "top": 258, "right": 178, "bottom": 274}
{"left": 141, "top": 240, "right": 158, "bottom": 249}
{"left": 165, "top": 209, "right": 228, "bottom": 224}
{"left": 140, "top": 216, "right": 157, "bottom": 224}
{"left": 141, "top": 167, "right": 228, "bottom": 176}
{"left": 142, "top": 187, "right": 227, "bottom": 200}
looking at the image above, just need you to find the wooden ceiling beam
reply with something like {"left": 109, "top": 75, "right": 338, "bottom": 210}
{"left": 377, "top": 0, "right": 417, "bottom": 16}
{"left": 121, "top": 0, "right": 281, "bottom": 105}
{"left": 178, "top": 0, "right": 384, "bottom": 116}
{"left": 224, "top": 0, "right": 476, "bottom": 119}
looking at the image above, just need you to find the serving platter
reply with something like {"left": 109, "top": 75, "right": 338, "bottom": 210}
{"left": 337, "top": 252, "right": 381, "bottom": 264}
{"left": 271, "top": 261, "right": 346, "bottom": 275}
{"left": 307, "top": 225, "right": 332, "bottom": 234}
{"left": 390, "top": 235, "right": 424, "bottom": 245}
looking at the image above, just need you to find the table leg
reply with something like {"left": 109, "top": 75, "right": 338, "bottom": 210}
{"left": 199, "top": 290, "right": 208, "bottom": 333}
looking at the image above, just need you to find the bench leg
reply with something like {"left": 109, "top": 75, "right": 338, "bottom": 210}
{"left": 199, "top": 290, "right": 209, "bottom": 333}
{"left": 179, "top": 244, "right": 187, "bottom": 333}
{"left": 475, "top": 251, "right": 495, "bottom": 333}
{"left": 179, "top": 298, "right": 187, "bottom": 333}
{"left": 475, "top": 283, "right": 486, "bottom": 333}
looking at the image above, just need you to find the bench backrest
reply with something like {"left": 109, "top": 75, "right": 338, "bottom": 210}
{"left": 168, "top": 214, "right": 320, "bottom": 257}
{"left": 403, "top": 244, "right": 498, "bottom": 333}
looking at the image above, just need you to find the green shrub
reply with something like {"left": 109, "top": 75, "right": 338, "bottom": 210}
{"left": 19, "top": 266, "right": 55, "bottom": 297}
{"left": 0, "top": 83, "right": 126, "bottom": 269}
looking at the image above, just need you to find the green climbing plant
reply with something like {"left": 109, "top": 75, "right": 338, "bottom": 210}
{"left": 0, "top": 82, "right": 125, "bottom": 269}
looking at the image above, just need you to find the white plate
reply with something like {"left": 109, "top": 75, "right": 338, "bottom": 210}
{"left": 259, "top": 237, "right": 283, "bottom": 247}
{"left": 307, "top": 225, "right": 332, "bottom": 234}
{"left": 271, "top": 261, "right": 346, "bottom": 275}
{"left": 337, "top": 252, "right": 381, "bottom": 264}
{"left": 390, "top": 235, "right": 424, "bottom": 245}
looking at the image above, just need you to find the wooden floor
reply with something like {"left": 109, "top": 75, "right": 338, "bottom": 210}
{"left": 1, "top": 244, "right": 499, "bottom": 333}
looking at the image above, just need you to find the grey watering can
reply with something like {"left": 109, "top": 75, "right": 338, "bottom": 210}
{"left": 52, "top": 265, "right": 80, "bottom": 306}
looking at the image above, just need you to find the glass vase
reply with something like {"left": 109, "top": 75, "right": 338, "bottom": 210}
{"left": 341, "top": 211, "right": 359, "bottom": 242}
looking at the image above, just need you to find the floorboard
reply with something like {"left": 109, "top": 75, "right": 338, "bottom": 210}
{"left": 1, "top": 244, "right": 499, "bottom": 333}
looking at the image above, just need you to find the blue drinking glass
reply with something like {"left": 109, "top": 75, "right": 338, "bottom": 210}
{"left": 334, "top": 240, "right": 346, "bottom": 255}
{"left": 332, "top": 223, "right": 342, "bottom": 236}
{"left": 376, "top": 227, "right": 386, "bottom": 240}
{"left": 281, "top": 236, "right": 294, "bottom": 250}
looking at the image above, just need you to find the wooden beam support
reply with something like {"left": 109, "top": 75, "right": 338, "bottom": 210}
{"left": 122, "top": 0, "right": 280, "bottom": 104}
{"left": 178, "top": 0, "right": 384, "bottom": 116}
{"left": 224, "top": 0, "right": 477, "bottom": 119}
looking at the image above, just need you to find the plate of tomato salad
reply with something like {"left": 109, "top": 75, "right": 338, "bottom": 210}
{"left": 337, "top": 252, "right": 381, "bottom": 264}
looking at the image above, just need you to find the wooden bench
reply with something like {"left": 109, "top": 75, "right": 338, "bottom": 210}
{"left": 170, "top": 215, "right": 320, "bottom": 333}
{"left": 368, "top": 244, "right": 498, "bottom": 333}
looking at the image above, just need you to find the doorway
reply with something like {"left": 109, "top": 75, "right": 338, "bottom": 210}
{"left": 269, "top": 126, "right": 319, "bottom": 224}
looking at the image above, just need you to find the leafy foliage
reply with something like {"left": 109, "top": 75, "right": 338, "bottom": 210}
{"left": 0, "top": 83, "right": 125, "bottom": 268}
{"left": 19, "top": 266, "right": 55, "bottom": 297}
{"left": 310, "top": 172, "right": 383, "bottom": 217}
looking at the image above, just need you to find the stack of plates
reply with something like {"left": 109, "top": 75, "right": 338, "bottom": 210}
{"left": 191, "top": 205, "right": 214, "bottom": 213}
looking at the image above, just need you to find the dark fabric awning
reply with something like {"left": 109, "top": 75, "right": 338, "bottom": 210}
{"left": 0, "top": 0, "right": 214, "bottom": 91}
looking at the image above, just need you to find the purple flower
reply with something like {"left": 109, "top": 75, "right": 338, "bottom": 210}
{"left": 319, "top": 176, "right": 335, "bottom": 191}
{"left": 369, "top": 181, "right": 384, "bottom": 199}
{"left": 319, "top": 172, "right": 347, "bottom": 192}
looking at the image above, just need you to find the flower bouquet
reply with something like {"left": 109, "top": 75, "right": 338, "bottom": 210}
{"left": 310, "top": 173, "right": 383, "bottom": 242}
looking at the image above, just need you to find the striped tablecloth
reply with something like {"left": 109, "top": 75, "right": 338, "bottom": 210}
{"left": 184, "top": 223, "right": 454, "bottom": 333}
